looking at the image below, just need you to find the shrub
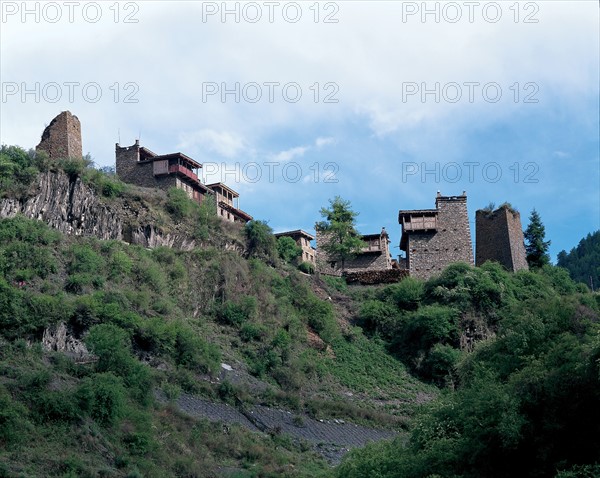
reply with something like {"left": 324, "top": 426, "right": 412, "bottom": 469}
{"left": 77, "top": 372, "right": 126, "bottom": 426}
{"left": 166, "top": 187, "right": 196, "bottom": 221}
{"left": 389, "top": 277, "right": 424, "bottom": 310}
{"left": 245, "top": 220, "right": 276, "bottom": 262}
{"left": 277, "top": 236, "right": 302, "bottom": 263}
{"left": 298, "top": 262, "right": 315, "bottom": 274}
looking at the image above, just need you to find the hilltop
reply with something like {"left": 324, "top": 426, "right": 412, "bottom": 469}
{"left": 1, "top": 144, "right": 599, "bottom": 478}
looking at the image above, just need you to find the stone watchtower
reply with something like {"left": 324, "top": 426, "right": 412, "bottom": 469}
{"left": 475, "top": 205, "right": 528, "bottom": 271}
{"left": 36, "top": 111, "right": 82, "bottom": 159}
{"left": 399, "top": 191, "right": 474, "bottom": 280}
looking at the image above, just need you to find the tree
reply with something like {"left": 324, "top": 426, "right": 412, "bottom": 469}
{"left": 316, "top": 196, "right": 366, "bottom": 272}
{"left": 524, "top": 209, "right": 551, "bottom": 268}
{"left": 276, "top": 236, "right": 302, "bottom": 264}
{"left": 245, "top": 220, "right": 276, "bottom": 262}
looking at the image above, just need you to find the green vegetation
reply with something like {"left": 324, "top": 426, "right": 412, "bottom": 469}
{"left": 0, "top": 214, "right": 429, "bottom": 476}
{"left": 277, "top": 235, "right": 302, "bottom": 263}
{"left": 558, "top": 230, "right": 600, "bottom": 290}
{"left": 338, "top": 262, "right": 600, "bottom": 478}
{"left": 2, "top": 149, "right": 598, "bottom": 477}
{"left": 316, "top": 196, "right": 366, "bottom": 271}
{"left": 524, "top": 208, "right": 551, "bottom": 268}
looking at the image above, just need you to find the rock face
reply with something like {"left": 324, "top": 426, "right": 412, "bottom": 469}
{"left": 0, "top": 171, "right": 123, "bottom": 240}
{"left": 42, "top": 322, "right": 91, "bottom": 360}
{"left": 0, "top": 170, "right": 245, "bottom": 253}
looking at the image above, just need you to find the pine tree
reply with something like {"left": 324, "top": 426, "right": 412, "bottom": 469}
{"left": 316, "top": 196, "right": 366, "bottom": 272}
{"left": 524, "top": 209, "right": 551, "bottom": 268}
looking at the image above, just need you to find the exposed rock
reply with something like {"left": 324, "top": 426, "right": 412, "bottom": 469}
{"left": 42, "top": 322, "right": 91, "bottom": 360}
{"left": 0, "top": 171, "right": 122, "bottom": 240}
{"left": 0, "top": 170, "right": 240, "bottom": 253}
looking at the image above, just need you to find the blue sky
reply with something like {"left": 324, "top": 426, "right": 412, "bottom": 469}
{"left": 1, "top": 1, "right": 598, "bottom": 261}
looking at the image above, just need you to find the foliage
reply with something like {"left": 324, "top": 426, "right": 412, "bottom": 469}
{"left": 524, "top": 208, "right": 551, "bottom": 268}
{"left": 0, "top": 145, "right": 41, "bottom": 196}
{"left": 557, "top": 230, "right": 600, "bottom": 290}
{"left": 166, "top": 187, "right": 195, "bottom": 221}
{"left": 316, "top": 196, "right": 366, "bottom": 271}
{"left": 298, "top": 261, "right": 315, "bottom": 274}
{"left": 245, "top": 220, "right": 277, "bottom": 262}
{"left": 338, "top": 262, "right": 600, "bottom": 478}
{"left": 276, "top": 236, "right": 302, "bottom": 263}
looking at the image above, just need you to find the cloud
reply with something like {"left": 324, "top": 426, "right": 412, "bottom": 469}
{"left": 315, "top": 137, "right": 335, "bottom": 148}
{"left": 553, "top": 151, "right": 570, "bottom": 158}
{"left": 272, "top": 146, "right": 309, "bottom": 162}
{"left": 177, "top": 129, "right": 245, "bottom": 158}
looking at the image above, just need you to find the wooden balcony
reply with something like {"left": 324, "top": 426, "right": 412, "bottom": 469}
{"left": 402, "top": 215, "right": 437, "bottom": 232}
{"left": 169, "top": 164, "right": 199, "bottom": 183}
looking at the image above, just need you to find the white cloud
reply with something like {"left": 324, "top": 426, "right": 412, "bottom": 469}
{"left": 315, "top": 137, "right": 335, "bottom": 148}
{"left": 272, "top": 146, "right": 309, "bottom": 162}
{"left": 178, "top": 129, "right": 245, "bottom": 158}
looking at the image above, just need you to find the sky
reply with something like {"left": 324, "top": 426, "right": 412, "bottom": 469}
{"left": 1, "top": 1, "right": 599, "bottom": 261}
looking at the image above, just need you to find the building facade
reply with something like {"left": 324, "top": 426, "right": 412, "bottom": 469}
{"left": 475, "top": 205, "right": 528, "bottom": 271}
{"left": 274, "top": 230, "right": 316, "bottom": 265}
{"left": 399, "top": 192, "right": 474, "bottom": 280}
{"left": 206, "top": 183, "right": 252, "bottom": 223}
{"left": 36, "top": 111, "right": 83, "bottom": 160}
{"left": 316, "top": 227, "right": 392, "bottom": 275}
{"left": 115, "top": 141, "right": 252, "bottom": 223}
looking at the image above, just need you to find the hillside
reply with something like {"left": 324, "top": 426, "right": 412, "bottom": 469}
{"left": 1, "top": 145, "right": 599, "bottom": 477}
{"left": 0, "top": 146, "right": 433, "bottom": 477}
{"left": 558, "top": 231, "right": 600, "bottom": 290}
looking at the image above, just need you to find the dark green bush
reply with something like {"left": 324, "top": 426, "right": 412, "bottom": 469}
{"left": 277, "top": 236, "right": 302, "bottom": 263}
{"left": 77, "top": 372, "right": 126, "bottom": 426}
{"left": 298, "top": 262, "right": 315, "bottom": 274}
{"left": 245, "top": 220, "right": 276, "bottom": 262}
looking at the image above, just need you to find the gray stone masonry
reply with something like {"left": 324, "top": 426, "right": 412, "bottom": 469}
{"left": 475, "top": 206, "right": 528, "bottom": 271}
{"left": 36, "top": 111, "right": 82, "bottom": 159}
{"left": 400, "top": 192, "right": 474, "bottom": 280}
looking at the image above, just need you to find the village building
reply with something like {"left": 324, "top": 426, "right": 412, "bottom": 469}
{"left": 475, "top": 204, "right": 528, "bottom": 271}
{"left": 206, "top": 183, "right": 252, "bottom": 224}
{"left": 399, "top": 191, "right": 474, "bottom": 280}
{"left": 274, "top": 230, "right": 316, "bottom": 265}
{"left": 316, "top": 227, "right": 392, "bottom": 275}
{"left": 115, "top": 140, "right": 252, "bottom": 223}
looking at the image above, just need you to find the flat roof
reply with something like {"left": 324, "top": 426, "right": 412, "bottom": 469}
{"left": 274, "top": 229, "right": 315, "bottom": 241}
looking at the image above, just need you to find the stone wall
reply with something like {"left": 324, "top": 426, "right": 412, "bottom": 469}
{"left": 475, "top": 206, "right": 528, "bottom": 271}
{"left": 344, "top": 269, "right": 408, "bottom": 285}
{"left": 316, "top": 229, "right": 392, "bottom": 275}
{"left": 116, "top": 142, "right": 159, "bottom": 188}
{"left": 36, "top": 111, "right": 82, "bottom": 159}
{"left": 405, "top": 194, "right": 474, "bottom": 280}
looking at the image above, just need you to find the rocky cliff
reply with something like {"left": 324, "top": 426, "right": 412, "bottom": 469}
{"left": 0, "top": 170, "right": 240, "bottom": 252}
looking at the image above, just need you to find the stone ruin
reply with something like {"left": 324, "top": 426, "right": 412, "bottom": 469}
{"left": 36, "top": 111, "right": 82, "bottom": 160}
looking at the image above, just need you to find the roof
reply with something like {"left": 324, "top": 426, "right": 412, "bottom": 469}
{"left": 207, "top": 182, "right": 240, "bottom": 198}
{"left": 138, "top": 147, "right": 202, "bottom": 169}
{"left": 398, "top": 209, "right": 438, "bottom": 222}
{"left": 274, "top": 230, "right": 315, "bottom": 241}
{"left": 218, "top": 201, "right": 253, "bottom": 222}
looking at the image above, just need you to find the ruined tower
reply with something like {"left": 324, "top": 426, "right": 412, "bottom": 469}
{"left": 399, "top": 191, "right": 474, "bottom": 280}
{"left": 475, "top": 205, "right": 528, "bottom": 271}
{"left": 36, "top": 111, "right": 82, "bottom": 159}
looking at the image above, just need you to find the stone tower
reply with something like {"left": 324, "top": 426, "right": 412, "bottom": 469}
{"left": 36, "top": 111, "right": 82, "bottom": 160}
{"left": 475, "top": 205, "right": 528, "bottom": 271}
{"left": 399, "top": 191, "right": 474, "bottom": 280}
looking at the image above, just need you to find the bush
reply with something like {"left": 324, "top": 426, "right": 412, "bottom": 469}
{"left": 245, "top": 220, "right": 276, "bottom": 262}
{"left": 166, "top": 187, "right": 196, "bottom": 221}
{"left": 277, "top": 236, "right": 302, "bottom": 263}
{"left": 298, "top": 262, "right": 315, "bottom": 274}
{"left": 77, "top": 372, "right": 126, "bottom": 426}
